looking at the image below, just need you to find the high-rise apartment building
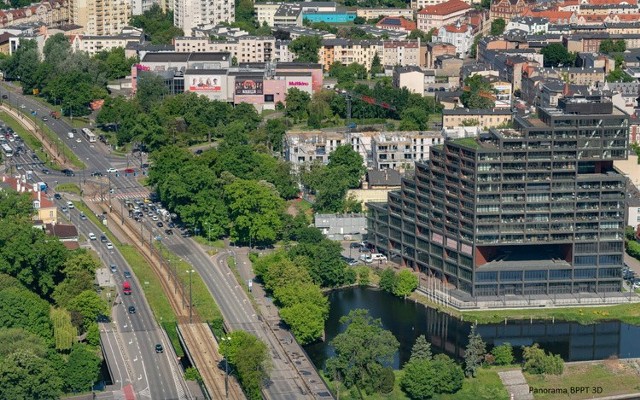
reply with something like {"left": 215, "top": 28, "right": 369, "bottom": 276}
{"left": 368, "top": 96, "right": 628, "bottom": 300}
{"left": 173, "top": 0, "right": 234, "bottom": 36}
{"left": 70, "top": 0, "right": 130, "bottom": 35}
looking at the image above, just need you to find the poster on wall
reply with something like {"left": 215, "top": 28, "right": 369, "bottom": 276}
{"left": 235, "top": 78, "right": 264, "bottom": 95}
{"left": 188, "top": 76, "right": 223, "bottom": 92}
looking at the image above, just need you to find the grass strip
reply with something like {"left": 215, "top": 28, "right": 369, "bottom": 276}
{"left": 55, "top": 182, "right": 81, "bottom": 195}
{"left": 155, "top": 242, "right": 223, "bottom": 323}
{"left": 0, "top": 111, "right": 59, "bottom": 170}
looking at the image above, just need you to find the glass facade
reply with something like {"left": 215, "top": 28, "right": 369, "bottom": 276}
{"left": 368, "top": 96, "right": 627, "bottom": 299}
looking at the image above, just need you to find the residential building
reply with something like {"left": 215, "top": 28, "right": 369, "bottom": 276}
{"left": 376, "top": 16, "right": 416, "bottom": 32}
{"left": 505, "top": 16, "right": 549, "bottom": 34}
{"left": 71, "top": 0, "right": 130, "bottom": 36}
{"left": 442, "top": 108, "right": 512, "bottom": 129}
{"left": 257, "top": 2, "right": 336, "bottom": 26}
{"left": 173, "top": 0, "right": 234, "bottom": 37}
{"left": 368, "top": 95, "right": 628, "bottom": 301}
{"left": 273, "top": 4, "right": 303, "bottom": 26}
{"left": 275, "top": 39, "right": 293, "bottom": 62}
{"left": 357, "top": 8, "right": 415, "bottom": 21}
{"left": 393, "top": 65, "right": 425, "bottom": 94}
{"left": 490, "top": 0, "right": 531, "bottom": 23}
{"left": 255, "top": 3, "right": 281, "bottom": 27}
{"left": 434, "top": 22, "right": 473, "bottom": 58}
{"left": 486, "top": 76, "right": 512, "bottom": 109}
{"left": 0, "top": 1, "right": 68, "bottom": 29}
{"left": 371, "top": 131, "right": 443, "bottom": 170}
{"left": 434, "top": 54, "right": 463, "bottom": 77}
{"left": 319, "top": 39, "right": 382, "bottom": 71}
{"left": 70, "top": 28, "right": 143, "bottom": 55}
{"left": 412, "top": 0, "right": 476, "bottom": 10}
{"left": 274, "top": 25, "right": 336, "bottom": 40}
{"left": 131, "top": 0, "right": 157, "bottom": 15}
{"left": 0, "top": 175, "right": 57, "bottom": 224}
{"left": 358, "top": 25, "right": 409, "bottom": 40}
{"left": 417, "top": 0, "right": 472, "bottom": 33}
{"left": 174, "top": 36, "right": 275, "bottom": 63}
{"left": 382, "top": 40, "right": 420, "bottom": 67}
{"left": 424, "top": 42, "right": 456, "bottom": 69}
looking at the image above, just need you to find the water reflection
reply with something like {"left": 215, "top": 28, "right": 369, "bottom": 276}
{"left": 304, "top": 287, "right": 640, "bottom": 370}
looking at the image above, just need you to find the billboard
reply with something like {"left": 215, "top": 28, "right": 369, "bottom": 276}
{"left": 188, "top": 76, "right": 223, "bottom": 92}
{"left": 235, "top": 78, "right": 263, "bottom": 95}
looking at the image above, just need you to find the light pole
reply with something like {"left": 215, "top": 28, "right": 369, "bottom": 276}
{"left": 187, "top": 269, "right": 194, "bottom": 323}
{"left": 220, "top": 336, "right": 232, "bottom": 398}
{"left": 204, "top": 221, "right": 211, "bottom": 243}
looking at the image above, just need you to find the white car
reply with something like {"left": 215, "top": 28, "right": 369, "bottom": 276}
{"left": 106, "top": 168, "right": 117, "bottom": 173}
{"left": 152, "top": 215, "right": 159, "bottom": 221}
{"left": 20, "top": 104, "right": 25, "bottom": 109}
{"left": 88, "top": 233, "right": 97, "bottom": 240}
{"left": 67, "top": 201, "right": 74, "bottom": 209}
{"left": 76, "top": 138, "right": 82, "bottom": 143}
{"left": 106, "top": 242, "right": 114, "bottom": 250}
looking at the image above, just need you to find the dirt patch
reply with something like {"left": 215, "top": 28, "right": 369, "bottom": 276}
{"left": 603, "top": 358, "right": 626, "bottom": 373}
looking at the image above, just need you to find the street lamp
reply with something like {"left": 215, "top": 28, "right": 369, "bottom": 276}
{"left": 220, "top": 336, "right": 232, "bottom": 398}
{"left": 187, "top": 269, "right": 194, "bottom": 323}
{"left": 204, "top": 221, "right": 211, "bottom": 243}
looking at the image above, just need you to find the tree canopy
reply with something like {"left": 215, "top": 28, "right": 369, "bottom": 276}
{"left": 290, "top": 35, "right": 322, "bottom": 63}
{"left": 490, "top": 18, "right": 506, "bottom": 36}
{"left": 461, "top": 74, "right": 495, "bottom": 110}
{"left": 541, "top": 43, "right": 575, "bottom": 67}
{"left": 130, "top": 4, "right": 184, "bottom": 44}
{"left": 219, "top": 331, "right": 270, "bottom": 400}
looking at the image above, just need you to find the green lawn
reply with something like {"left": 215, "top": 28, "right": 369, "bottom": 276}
{"left": 55, "top": 182, "right": 81, "bottom": 195}
{"left": 0, "top": 111, "right": 59, "bottom": 170}
{"left": 525, "top": 361, "right": 640, "bottom": 399}
{"left": 462, "top": 302, "right": 640, "bottom": 325}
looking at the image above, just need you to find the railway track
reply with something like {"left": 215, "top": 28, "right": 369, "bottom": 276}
{"left": 94, "top": 202, "right": 245, "bottom": 399}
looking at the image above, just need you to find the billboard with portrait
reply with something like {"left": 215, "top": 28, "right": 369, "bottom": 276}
{"left": 235, "top": 78, "right": 264, "bottom": 95}
{"left": 188, "top": 75, "right": 224, "bottom": 92}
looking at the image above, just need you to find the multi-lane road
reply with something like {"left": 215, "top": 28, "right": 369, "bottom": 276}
{"left": 1, "top": 83, "right": 332, "bottom": 399}
{"left": 0, "top": 90, "right": 190, "bottom": 399}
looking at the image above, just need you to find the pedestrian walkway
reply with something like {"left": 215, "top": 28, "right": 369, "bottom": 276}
{"left": 498, "top": 370, "right": 533, "bottom": 400}
{"left": 86, "top": 190, "right": 150, "bottom": 202}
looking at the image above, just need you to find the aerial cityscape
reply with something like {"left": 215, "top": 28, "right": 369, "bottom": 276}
{"left": 2, "top": 0, "right": 640, "bottom": 399}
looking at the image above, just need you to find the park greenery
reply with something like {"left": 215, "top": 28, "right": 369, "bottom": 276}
{"left": 490, "top": 18, "right": 506, "bottom": 36}
{"left": 219, "top": 330, "right": 270, "bottom": 400}
{"left": 522, "top": 344, "right": 564, "bottom": 375}
{"left": 0, "top": 190, "right": 104, "bottom": 397}
{"left": 2, "top": 34, "right": 137, "bottom": 117}
{"left": 379, "top": 268, "right": 419, "bottom": 298}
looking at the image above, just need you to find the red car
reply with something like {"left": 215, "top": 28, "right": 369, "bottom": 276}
{"left": 124, "top": 168, "right": 135, "bottom": 174}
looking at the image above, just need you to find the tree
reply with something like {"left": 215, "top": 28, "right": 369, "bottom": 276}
{"left": 67, "top": 290, "right": 107, "bottom": 330}
{"left": 464, "top": 324, "right": 486, "bottom": 377}
{"left": 491, "top": 343, "right": 514, "bottom": 366}
{"left": 370, "top": 53, "right": 383, "bottom": 75}
{"left": 64, "top": 343, "right": 101, "bottom": 393}
{"left": 0, "top": 284, "right": 53, "bottom": 341}
{"left": 599, "top": 39, "right": 626, "bottom": 54}
{"left": 327, "top": 145, "right": 366, "bottom": 189}
{"left": 393, "top": 269, "right": 418, "bottom": 298}
{"left": 399, "top": 106, "right": 430, "bottom": 131}
{"left": 353, "top": 16, "right": 366, "bottom": 24}
{"left": 280, "top": 302, "right": 327, "bottom": 345}
{"left": 541, "top": 43, "right": 575, "bottom": 67}
{"left": 288, "top": 240, "right": 353, "bottom": 287}
{"left": 0, "top": 349, "right": 63, "bottom": 399}
{"left": 219, "top": 331, "right": 270, "bottom": 400}
{"left": 224, "top": 179, "right": 285, "bottom": 246}
{"left": 407, "top": 28, "right": 435, "bottom": 43}
{"left": 410, "top": 335, "right": 432, "bottom": 362}
{"left": 0, "top": 190, "right": 32, "bottom": 219}
{"left": 285, "top": 87, "right": 311, "bottom": 122}
{"left": 130, "top": 4, "right": 184, "bottom": 44}
{"left": 136, "top": 72, "right": 169, "bottom": 112}
{"left": 490, "top": 18, "right": 506, "bottom": 36}
{"left": 522, "top": 344, "right": 564, "bottom": 375}
{"left": 470, "top": 34, "right": 483, "bottom": 59}
{"left": 325, "top": 309, "right": 399, "bottom": 394}
{"left": 460, "top": 74, "right": 495, "bottom": 109}
{"left": 606, "top": 68, "right": 634, "bottom": 82}
{"left": 379, "top": 268, "right": 397, "bottom": 293}
{"left": 430, "top": 354, "right": 464, "bottom": 394}
{"left": 0, "top": 328, "right": 48, "bottom": 359}
{"left": 289, "top": 35, "right": 322, "bottom": 63}
{"left": 401, "top": 354, "right": 463, "bottom": 399}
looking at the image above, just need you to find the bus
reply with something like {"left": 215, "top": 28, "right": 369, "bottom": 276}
{"left": 2, "top": 143, "right": 12, "bottom": 157}
{"left": 81, "top": 128, "right": 97, "bottom": 143}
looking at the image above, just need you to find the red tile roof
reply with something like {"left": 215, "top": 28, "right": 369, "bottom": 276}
{"left": 443, "top": 23, "right": 470, "bottom": 33}
{"left": 376, "top": 16, "right": 417, "bottom": 31}
{"left": 419, "top": 0, "right": 471, "bottom": 16}
{"left": 522, "top": 9, "right": 574, "bottom": 23}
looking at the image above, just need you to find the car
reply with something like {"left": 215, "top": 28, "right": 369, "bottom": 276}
{"left": 165, "top": 229, "right": 173, "bottom": 235}
{"left": 1, "top": 95, "right": 7, "bottom": 99}
{"left": 71, "top": 128, "right": 78, "bottom": 134}
{"left": 76, "top": 138, "right": 81, "bottom": 143}
{"left": 347, "top": 258, "right": 359, "bottom": 266}
{"left": 67, "top": 201, "right": 74, "bottom": 209}
{"left": 80, "top": 213, "right": 87, "bottom": 220}
{"left": 124, "top": 168, "right": 134, "bottom": 174}
{"left": 152, "top": 216, "right": 159, "bottom": 221}
{"left": 54, "top": 193, "right": 62, "bottom": 200}
{"left": 61, "top": 206, "right": 68, "bottom": 213}
{"left": 155, "top": 344, "right": 164, "bottom": 353}
{"left": 106, "top": 167, "right": 117, "bottom": 173}
{"left": 157, "top": 221, "right": 164, "bottom": 227}
{"left": 110, "top": 264, "right": 117, "bottom": 273}
{"left": 195, "top": 149, "right": 203, "bottom": 155}
{"left": 128, "top": 306, "right": 136, "bottom": 314}
{"left": 88, "top": 233, "right": 97, "bottom": 240}
{"left": 20, "top": 104, "right": 25, "bottom": 109}
{"left": 90, "top": 171, "right": 103, "bottom": 177}
{"left": 349, "top": 242, "right": 362, "bottom": 249}
{"left": 41, "top": 116, "right": 48, "bottom": 121}
{"left": 168, "top": 222, "right": 176, "bottom": 228}
{"left": 61, "top": 169, "right": 75, "bottom": 177}
{"left": 96, "top": 315, "right": 109, "bottom": 323}
{"left": 100, "top": 234, "right": 107, "bottom": 243}
{"left": 106, "top": 242, "right": 114, "bottom": 250}
{"left": 124, "top": 271, "right": 131, "bottom": 278}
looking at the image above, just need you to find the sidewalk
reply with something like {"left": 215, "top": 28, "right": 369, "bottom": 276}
{"left": 498, "top": 370, "right": 533, "bottom": 400}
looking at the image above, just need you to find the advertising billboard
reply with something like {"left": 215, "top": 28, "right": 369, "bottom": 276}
{"left": 188, "top": 75, "right": 224, "bottom": 92}
{"left": 235, "top": 78, "right": 264, "bottom": 95}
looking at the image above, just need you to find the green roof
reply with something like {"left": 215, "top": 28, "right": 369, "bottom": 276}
{"left": 453, "top": 137, "right": 480, "bottom": 149}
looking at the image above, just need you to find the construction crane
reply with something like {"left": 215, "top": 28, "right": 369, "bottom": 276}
{"left": 335, "top": 89, "right": 397, "bottom": 133}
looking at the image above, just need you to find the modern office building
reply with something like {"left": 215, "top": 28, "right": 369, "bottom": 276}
{"left": 368, "top": 95, "right": 628, "bottom": 301}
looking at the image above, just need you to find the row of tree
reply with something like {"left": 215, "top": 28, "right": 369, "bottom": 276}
{"left": 219, "top": 330, "right": 270, "bottom": 400}
{"left": 0, "top": 191, "right": 105, "bottom": 398}
{"left": 2, "top": 34, "right": 137, "bottom": 117}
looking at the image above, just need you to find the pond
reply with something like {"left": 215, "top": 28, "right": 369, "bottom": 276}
{"left": 304, "top": 287, "right": 640, "bottom": 370}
